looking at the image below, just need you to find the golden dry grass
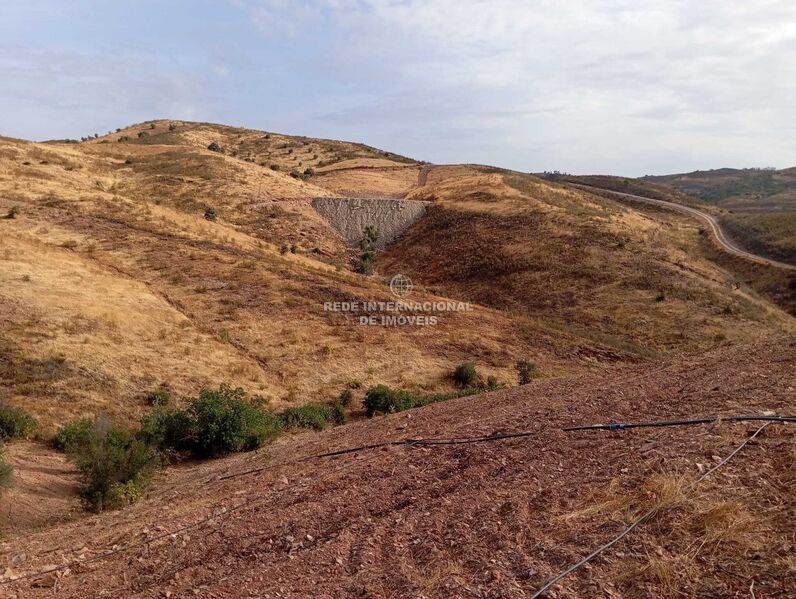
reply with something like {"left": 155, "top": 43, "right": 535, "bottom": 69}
{"left": 1, "top": 122, "right": 793, "bottom": 432}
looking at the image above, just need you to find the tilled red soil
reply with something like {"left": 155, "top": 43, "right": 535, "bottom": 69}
{"left": 1, "top": 338, "right": 794, "bottom": 598}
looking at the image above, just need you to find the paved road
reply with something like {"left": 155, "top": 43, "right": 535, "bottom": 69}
{"left": 568, "top": 183, "right": 796, "bottom": 272}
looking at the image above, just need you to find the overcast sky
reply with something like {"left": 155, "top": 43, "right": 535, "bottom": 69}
{"left": 1, "top": 1, "right": 795, "bottom": 176}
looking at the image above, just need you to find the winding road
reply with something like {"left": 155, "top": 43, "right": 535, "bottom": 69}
{"left": 568, "top": 183, "right": 796, "bottom": 272}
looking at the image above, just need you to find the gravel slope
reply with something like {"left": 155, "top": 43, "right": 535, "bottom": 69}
{"left": 1, "top": 338, "right": 794, "bottom": 597}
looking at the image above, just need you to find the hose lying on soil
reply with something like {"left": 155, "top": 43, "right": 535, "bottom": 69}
{"left": 563, "top": 414, "right": 796, "bottom": 432}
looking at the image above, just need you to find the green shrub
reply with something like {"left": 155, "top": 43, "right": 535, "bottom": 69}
{"left": 453, "top": 362, "right": 477, "bottom": 387}
{"left": 279, "top": 404, "right": 337, "bottom": 430}
{"left": 53, "top": 417, "right": 94, "bottom": 450}
{"left": 137, "top": 131, "right": 149, "bottom": 138}
{"left": 359, "top": 248, "right": 376, "bottom": 274}
{"left": 364, "top": 385, "right": 416, "bottom": 416}
{"left": 0, "top": 403, "right": 38, "bottom": 440}
{"left": 6, "top": 206, "right": 20, "bottom": 219}
{"left": 338, "top": 388, "right": 354, "bottom": 406}
{"left": 68, "top": 417, "right": 159, "bottom": 512}
{"left": 270, "top": 164, "right": 280, "bottom": 171}
{"left": 185, "top": 386, "right": 280, "bottom": 458}
{"left": 207, "top": 142, "right": 223, "bottom": 152}
{"left": 204, "top": 206, "right": 217, "bottom": 221}
{"left": 138, "top": 407, "right": 194, "bottom": 453}
{"left": 331, "top": 401, "right": 347, "bottom": 424}
{"left": 515, "top": 360, "right": 537, "bottom": 385}
{"left": 414, "top": 388, "right": 481, "bottom": 408}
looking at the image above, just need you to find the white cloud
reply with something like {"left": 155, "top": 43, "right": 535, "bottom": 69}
{"left": 232, "top": 0, "right": 796, "bottom": 174}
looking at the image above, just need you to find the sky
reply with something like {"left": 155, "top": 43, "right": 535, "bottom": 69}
{"left": 1, "top": 1, "right": 795, "bottom": 176}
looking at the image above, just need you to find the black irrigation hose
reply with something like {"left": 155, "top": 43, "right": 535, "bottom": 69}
{"left": 221, "top": 416, "right": 796, "bottom": 480}
{"left": 563, "top": 415, "right": 796, "bottom": 432}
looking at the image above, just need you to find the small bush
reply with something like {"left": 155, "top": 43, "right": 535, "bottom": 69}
{"left": 486, "top": 375, "right": 498, "bottom": 390}
{"left": 139, "top": 407, "right": 194, "bottom": 453}
{"left": 279, "top": 404, "right": 338, "bottom": 431}
{"left": 0, "top": 403, "right": 38, "bottom": 440}
{"left": 185, "top": 386, "right": 280, "bottom": 458}
{"left": 303, "top": 167, "right": 315, "bottom": 177}
{"left": 207, "top": 142, "right": 223, "bottom": 153}
{"left": 6, "top": 206, "right": 20, "bottom": 219}
{"left": 144, "top": 386, "right": 172, "bottom": 407}
{"left": 359, "top": 248, "right": 376, "bottom": 273}
{"left": 515, "top": 360, "right": 537, "bottom": 385}
{"left": 53, "top": 417, "right": 94, "bottom": 450}
{"left": 414, "top": 388, "right": 481, "bottom": 408}
{"left": 68, "top": 417, "right": 159, "bottom": 512}
{"left": 270, "top": 164, "right": 280, "bottom": 171}
{"left": 364, "top": 385, "right": 416, "bottom": 416}
{"left": 338, "top": 388, "right": 353, "bottom": 406}
{"left": 137, "top": 131, "right": 149, "bottom": 138}
{"left": 169, "top": 124, "right": 177, "bottom": 131}
{"left": 655, "top": 291, "right": 666, "bottom": 302}
{"left": 204, "top": 206, "right": 217, "bottom": 221}
{"left": 453, "top": 362, "right": 477, "bottom": 387}
{"left": 348, "top": 380, "right": 362, "bottom": 389}
{"left": 331, "top": 401, "right": 347, "bottom": 424}
{"left": 118, "top": 136, "right": 132, "bottom": 142}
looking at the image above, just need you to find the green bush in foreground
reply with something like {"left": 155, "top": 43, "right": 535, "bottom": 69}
{"left": 364, "top": 385, "right": 417, "bottom": 415}
{"left": 364, "top": 384, "right": 483, "bottom": 416}
{"left": 67, "top": 417, "right": 159, "bottom": 512}
{"left": 280, "top": 403, "right": 342, "bottom": 431}
{"left": 453, "top": 362, "right": 477, "bottom": 387}
{"left": 139, "top": 407, "right": 194, "bottom": 453}
{"left": 515, "top": 360, "right": 537, "bottom": 385}
{"left": 140, "top": 386, "right": 281, "bottom": 459}
{"left": 53, "top": 417, "right": 94, "bottom": 450}
{"left": 0, "top": 403, "right": 38, "bottom": 440}
{"left": 187, "top": 387, "right": 280, "bottom": 457}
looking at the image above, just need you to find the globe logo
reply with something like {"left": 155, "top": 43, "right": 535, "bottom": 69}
{"left": 389, "top": 274, "right": 413, "bottom": 298}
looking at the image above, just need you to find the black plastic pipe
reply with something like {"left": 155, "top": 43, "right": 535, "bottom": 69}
{"left": 563, "top": 414, "right": 796, "bottom": 432}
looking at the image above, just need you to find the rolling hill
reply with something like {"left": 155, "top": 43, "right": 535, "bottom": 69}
{"left": 0, "top": 121, "right": 794, "bottom": 597}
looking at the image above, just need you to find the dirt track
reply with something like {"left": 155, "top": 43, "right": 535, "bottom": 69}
{"left": 569, "top": 182, "right": 796, "bottom": 271}
{"left": 2, "top": 338, "right": 794, "bottom": 597}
